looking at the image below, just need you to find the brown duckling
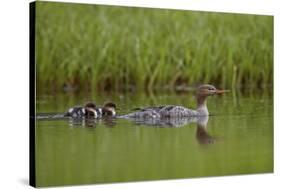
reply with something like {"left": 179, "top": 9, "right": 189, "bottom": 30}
{"left": 65, "top": 102, "right": 100, "bottom": 118}
{"left": 102, "top": 102, "right": 117, "bottom": 116}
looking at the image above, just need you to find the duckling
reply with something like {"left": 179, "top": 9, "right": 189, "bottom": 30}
{"left": 65, "top": 102, "right": 100, "bottom": 118}
{"left": 84, "top": 102, "right": 100, "bottom": 118}
{"left": 102, "top": 102, "right": 117, "bottom": 116}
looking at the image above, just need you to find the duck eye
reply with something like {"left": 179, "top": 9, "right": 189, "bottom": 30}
{"left": 208, "top": 88, "right": 213, "bottom": 90}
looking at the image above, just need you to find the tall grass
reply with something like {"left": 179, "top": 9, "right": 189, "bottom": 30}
{"left": 35, "top": 2, "right": 273, "bottom": 93}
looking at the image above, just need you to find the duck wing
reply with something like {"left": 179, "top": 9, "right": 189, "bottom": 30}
{"left": 159, "top": 105, "right": 199, "bottom": 117}
{"left": 118, "top": 109, "right": 160, "bottom": 119}
{"left": 131, "top": 105, "right": 166, "bottom": 112}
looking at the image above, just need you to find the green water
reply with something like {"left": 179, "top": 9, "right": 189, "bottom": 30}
{"left": 35, "top": 90, "right": 273, "bottom": 187}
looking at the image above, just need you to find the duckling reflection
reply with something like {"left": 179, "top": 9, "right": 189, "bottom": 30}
{"left": 68, "top": 118, "right": 99, "bottom": 128}
{"left": 102, "top": 117, "right": 117, "bottom": 127}
{"left": 68, "top": 117, "right": 117, "bottom": 128}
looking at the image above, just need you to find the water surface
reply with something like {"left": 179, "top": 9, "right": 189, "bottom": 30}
{"left": 36, "top": 90, "right": 273, "bottom": 187}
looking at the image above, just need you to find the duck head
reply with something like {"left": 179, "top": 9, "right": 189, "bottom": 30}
{"left": 197, "top": 84, "right": 229, "bottom": 97}
{"left": 196, "top": 84, "right": 229, "bottom": 116}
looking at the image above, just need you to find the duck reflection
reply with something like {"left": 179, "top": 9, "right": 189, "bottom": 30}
{"left": 195, "top": 116, "right": 216, "bottom": 145}
{"left": 124, "top": 116, "right": 216, "bottom": 145}
{"left": 37, "top": 113, "right": 215, "bottom": 144}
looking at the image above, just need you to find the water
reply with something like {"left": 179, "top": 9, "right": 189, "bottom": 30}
{"left": 35, "top": 90, "right": 273, "bottom": 187}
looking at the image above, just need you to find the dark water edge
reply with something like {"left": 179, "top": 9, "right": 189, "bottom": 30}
{"left": 35, "top": 90, "right": 273, "bottom": 187}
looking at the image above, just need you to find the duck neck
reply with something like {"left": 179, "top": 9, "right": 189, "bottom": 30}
{"left": 196, "top": 95, "right": 209, "bottom": 116}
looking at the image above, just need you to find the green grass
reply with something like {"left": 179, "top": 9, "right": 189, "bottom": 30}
{"left": 35, "top": 1, "right": 273, "bottom": 93}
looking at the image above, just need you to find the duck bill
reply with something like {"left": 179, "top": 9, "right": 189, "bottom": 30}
{"left": 215, "top": 89, "right": 230, "bottom": 94}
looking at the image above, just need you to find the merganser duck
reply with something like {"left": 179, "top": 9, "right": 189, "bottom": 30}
{"left": 65, "top": 102, "right": 101, "bottom": 118}
{"left": 102, "top": 102, "right": 117, "bottom": 116}
{"left": 119, "top": 84, "right": 228, "bottom": 118}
